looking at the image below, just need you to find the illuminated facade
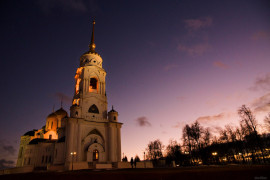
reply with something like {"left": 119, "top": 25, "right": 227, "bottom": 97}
{"left": 16, "top": 21, "right": 123, "bottom": 170}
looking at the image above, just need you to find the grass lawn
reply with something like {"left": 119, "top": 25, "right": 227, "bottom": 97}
{"left": 1, "top": 165, "right": 269, "bottom": 180}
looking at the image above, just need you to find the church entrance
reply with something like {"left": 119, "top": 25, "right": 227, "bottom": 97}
{"left": 93, "top": 150, "right": 99, "bottom": 161}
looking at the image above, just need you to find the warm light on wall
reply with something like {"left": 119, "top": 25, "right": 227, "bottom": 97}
{"left": 72, "top": 99, "right": 80, "bottom": 105}
{"left": 75, "top": 78, "right": 81, "bottom": 94}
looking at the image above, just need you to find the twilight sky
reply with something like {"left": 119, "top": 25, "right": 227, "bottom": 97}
{"left": 0, "top": 0, "right": 270, "bottom": 167}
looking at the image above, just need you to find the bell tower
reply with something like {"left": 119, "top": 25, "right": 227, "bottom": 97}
{"left": 70, "top": 20, "right": 108, "bottom": 121}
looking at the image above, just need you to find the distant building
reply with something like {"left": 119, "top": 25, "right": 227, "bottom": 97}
{"left": 16, "top": 20, "right": 123, "bottom": 170}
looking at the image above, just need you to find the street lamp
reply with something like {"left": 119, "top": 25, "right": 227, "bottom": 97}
{"left": 143, "top": 151, "right": 146, "bottom": 168}
{"left": 70, "top": 152, "right": 77, "bottom": 171}
{"left": 144, "top": 152, "right": 145, "bottom": 161}
{"left": 212, "top": 152, "right": 217, "bottom": 156}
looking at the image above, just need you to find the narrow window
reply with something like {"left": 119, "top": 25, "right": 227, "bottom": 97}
{"left": 55, "top": 149, "right": 57, "bottom": 158}
{"left": 114, "top": 116, "right": 116, "bottom": 120}
{"left": 93, "top": 150, "right": 99, "bottom": 161}
{"left": 49, "top": 134, "right": 52, "bottom": 140}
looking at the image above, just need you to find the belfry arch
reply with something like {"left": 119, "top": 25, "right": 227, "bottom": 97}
{"left": 88, "top": 104, "right": 99, "bottom": 114}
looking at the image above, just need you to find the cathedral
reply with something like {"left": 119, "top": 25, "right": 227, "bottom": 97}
{"left": 16, "top": 20, "right": 123, "bottom": 170}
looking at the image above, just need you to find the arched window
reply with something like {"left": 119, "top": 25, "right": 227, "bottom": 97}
{"left": 93, "top": 150, "right": 99, "bottom": 161}
{"left": 88, "top": 104, "right": 99, "bottom": 114}
{"left": 89, "top": 78, "right": 98, "bottom": 93}
{"left": 90, "top": 78, "right": 97, "bottom": 89}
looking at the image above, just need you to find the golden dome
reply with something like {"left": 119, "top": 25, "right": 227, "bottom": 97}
{"left": 55, "top": 108, "right": 68, "bottom": 118}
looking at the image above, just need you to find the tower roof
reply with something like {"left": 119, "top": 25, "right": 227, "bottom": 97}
{"left": 109, "top": 105, "right": 117, "bottom": 113}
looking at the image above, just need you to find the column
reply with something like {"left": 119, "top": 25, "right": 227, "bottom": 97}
{"left": 117, "top": 127, "right": 121, "bottom": 162}
{"left": 77, "top": 123, "right": 82, "bottom": 161}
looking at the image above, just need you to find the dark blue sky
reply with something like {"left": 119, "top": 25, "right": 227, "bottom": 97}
{"left": 0, "top": 0, "right": 270, "bottom": 167}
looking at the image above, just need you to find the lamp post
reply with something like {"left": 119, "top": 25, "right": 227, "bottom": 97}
{"left": 144, "top": 152, "right": 145, "bottom": 161}
{"left": 144, "top": 152, "right": 146, "bottom": 168}
{"left": 70, "top": 152, "right": 77, "bottom": 171}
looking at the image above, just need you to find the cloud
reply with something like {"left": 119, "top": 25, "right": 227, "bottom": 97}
{"left": 177, "top": 43, "right": 211, "bottom": 56}
{"left": 195, "top": 113, "right": 225, "bottom": 124}
{"left": 250, "top": 73, "right": 270, "bottom": 91}
{"left": 37, "top": 0, "right": 93, "bottom": 13}
{"left": 0, "top": 159, "right": 15, "bottom": 170}
{"left": 164, "top": 64, "right": 179, "bottom": 71}
{"left": 184, "top": 17, "right": 213, "bottom": 31}
{"left": 251, "top": 93, "right": 270, "bottom": 113}
{"left": 172, "top": 122, "right": 185, "bottom": 129}
{"left": 251, "top": 30, "right": 270, "bottom": 40}
{"left": 2, "top": 145, "right": 16, "bottom": 155}
{"left": 213, "top": 61, "right": 228, "bottom": 69}
{"left": 209, "top": 126, "right": 223, "bottom": 135}
{"left": 136, "top": 116, "right": 151, "bottom": 127}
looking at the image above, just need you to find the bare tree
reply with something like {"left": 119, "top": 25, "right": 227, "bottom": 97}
{"left": 238, "top": 105, "right": 265, "bottom": 163}
{"left": 146, "top": 139, "right": 163, "bottom": 160}
{"left": 182, "top": 124, "right": 193, "bottom": 154}
{"left": 166, "top": 140, "right": 182, "bottom": 165}
{"left": 238, "top": 105, "right": 258, "bottom": 135}
{"left": 264, "top": 113, "right": 270, "bottom": 132}
{"left": 190, "top": 121, "right": 204, "bottom": 149}
{"left": 225, "top": 125, "right": 236, "bottom": 142}
{"left": 202, "top": 128, "right": 211, "bottom": 147}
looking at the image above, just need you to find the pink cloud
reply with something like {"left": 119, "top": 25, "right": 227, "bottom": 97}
{"left": 250, "top": 73, "right": 270, "bottom": 91}
{"left": 164, "top": 64, "right": 179, "bottom": 71}
{"left": 177, "top": 43, "right": 211, "bottom": 56}
{"left": 213, "top": 61, "right": 229, "bottom": 69}
{"left": 251, "top": 30, "right": 270, "bottom": 40}
{"left": 184, "top": 17, "right": 213, "bottom": 31}
{"left": 172, "top": 122, "right": 185, "bottom": 129}
{"left": 195, "top": 113, "right": 225, "bottom": 124}
{"left": 251, "top": 93, "right": 270, "bottom": 113}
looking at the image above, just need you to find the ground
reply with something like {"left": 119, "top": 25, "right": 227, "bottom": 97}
{"left": 1, "top": 165, "right": 270, "bottom": 180}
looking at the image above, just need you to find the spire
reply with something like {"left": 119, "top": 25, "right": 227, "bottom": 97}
{"left": 53, "top": 104, "right": 55, "bottom": 112}
{"left": 61, "top": 96, "right": 63, "bottom": 108}
{"left": 89, "top": 19, "right": 96, "bottom": 53}
{"left": 112, "top": 105, "right": 114, "bottom": 110}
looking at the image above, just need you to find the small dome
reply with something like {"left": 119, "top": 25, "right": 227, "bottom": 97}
{"left": 23, "top": 129, "right": 37, "bottom": 136}
{"left": 47, "top": 112, "right": 57, "bottom": 119}
{"left": 55, "top": 108, "right": 68, "bottom": 118}
{"left": 80, "top": 53, "right": 103, "bottom": 68}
